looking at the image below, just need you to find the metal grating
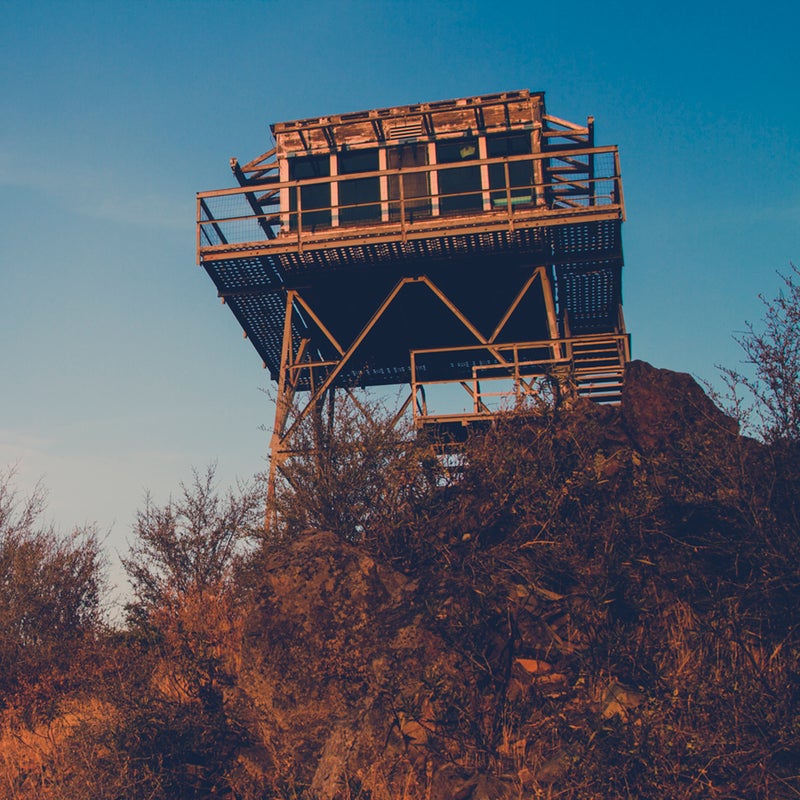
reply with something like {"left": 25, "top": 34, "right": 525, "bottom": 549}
{"left": 557, "top": 261, "right": 621, "bottom": 332}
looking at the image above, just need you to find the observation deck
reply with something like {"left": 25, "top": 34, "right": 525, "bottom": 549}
{"left": 197, "top": 90, "right": 630, "bottom": 431}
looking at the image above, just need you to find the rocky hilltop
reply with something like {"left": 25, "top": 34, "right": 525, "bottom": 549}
{"left": 236, "top": 361, "right": 798, "bottom": 798}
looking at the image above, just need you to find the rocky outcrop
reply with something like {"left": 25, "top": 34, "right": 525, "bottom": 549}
{"left": 621, "top": 359, "right": 738, "bottom": 454}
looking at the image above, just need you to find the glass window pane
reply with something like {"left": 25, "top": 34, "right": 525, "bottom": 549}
{"left": 436, "top": 137, "right": 481, "bottom": 215}
{"left": 288, "top": 155, "right": 331, "bottom": 230}
{"left": 339, "top": 149, "right": 381, "bottom": 224}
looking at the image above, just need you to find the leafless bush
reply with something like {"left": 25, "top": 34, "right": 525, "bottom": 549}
{"left": 271, "top": 392, "right": 445, "bottom": 566}
{"left": 717, "top": 263, "right": 800, "bottom": 445}
{"left": 0, "top": 465, "right": 104, "bottom": 707}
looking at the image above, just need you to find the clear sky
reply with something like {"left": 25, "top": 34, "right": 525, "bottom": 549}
{"left": 2, "top": 0, "right": 798, "bottom": 598}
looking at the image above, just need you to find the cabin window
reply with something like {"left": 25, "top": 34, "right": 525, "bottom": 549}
{"left": 487, "top": 132, "right": 534, "bottom": 209}
{"left": 338, "top": 148, "right": 381, "bottom": 225}
{"left": 288, "top": 154, "right": 331, "bottom": 231}
{"left": 436, "top": 137, "right": 482, "bottom": 215}
{"left": 387, "top": 143, "right": 431, "bottom": 222}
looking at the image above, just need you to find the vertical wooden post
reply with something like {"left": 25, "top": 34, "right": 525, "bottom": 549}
{"left": 330, "top": 153, "right": 339, "bottom": 227}
{"left": 532, "top": 123, "right": 545, "bottom": 207}
{"left": 265, "top": 290, "right": 299, "bottom": 531}
{"left": 479, "top": 135, "right": 490, "bottom": 212}
{"left": 379, "top": 148, "right": 389, "bottom": 222}
{"left": 428, "top": 142, "right": 439, "bottom": 217}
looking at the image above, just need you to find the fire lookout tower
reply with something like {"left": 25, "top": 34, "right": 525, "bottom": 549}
{"left": 196, "top": 89, "right": 630, "bottom": 505}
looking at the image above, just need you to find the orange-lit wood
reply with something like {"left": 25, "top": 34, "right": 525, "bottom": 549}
{"left": 196, "top": 90, "right": 631, "bottom": 525}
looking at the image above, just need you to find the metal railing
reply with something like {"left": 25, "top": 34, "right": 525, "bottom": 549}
{"left": 408, "top": 332, "right": 630, "bottom": 422}
{"left": 197, "top": 146, "right": 623, "bottom": 259}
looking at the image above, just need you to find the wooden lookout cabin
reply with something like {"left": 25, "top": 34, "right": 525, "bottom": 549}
{"left": 196, "top": 89, "right": 630, "bottom": 506}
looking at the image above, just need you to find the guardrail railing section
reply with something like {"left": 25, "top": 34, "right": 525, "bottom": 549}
{"left": 409, "top": 333, "right": 628, "bottom": 424}
{"left": 198, "top": 146, "right": 622, "bottom": 254}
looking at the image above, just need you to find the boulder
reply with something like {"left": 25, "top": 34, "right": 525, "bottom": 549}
{"left": 622, "top": 360, "right": 738, "bottom": 455}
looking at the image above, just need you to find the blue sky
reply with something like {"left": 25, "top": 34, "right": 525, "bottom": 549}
{"left": 1, "top": 0, "right": 798, "bottom": 597}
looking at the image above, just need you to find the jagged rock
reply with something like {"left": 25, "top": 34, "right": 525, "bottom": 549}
{"left": 429, "top": 767, "right": 517, "bottom": 800}
{"left": 310, "top": 726, "right": 355, "bottom": 800}
{"left": 531, "top": 749, "right": 570, "bottom": 784}
{"left": 601, "top": 680, "right": 645, "bottom": 721}
{"left": 622, "top": 359, "right": 738, "bottom": 455}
